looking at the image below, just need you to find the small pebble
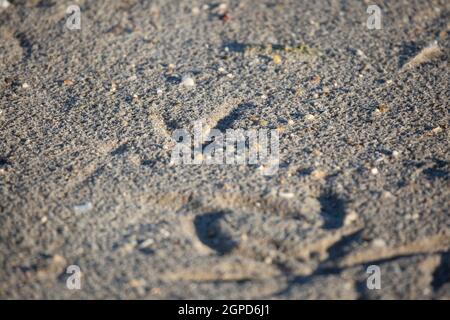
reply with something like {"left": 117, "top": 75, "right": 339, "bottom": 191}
{"left": 381, "top": 191, "right": 395, "bottom": 199}
{"left": 138, "top": 238, "right": 154, "bottom": 249}
{"left": 272, "top": 54, "right": 282, "bottom": 65}
{"left": 304, "top": 114, "right": 315, "bottom": 121}
{"left": 371, "top": 167, "right": 379, "bottom": 175}
{"left": 180, "top": 75, "right": 195, "bottom": 88}
{"left": 160, "top": 229, "right": 171, "bottom": 237}
{"left": 311, "top": 75, "right": 321, "bottom": 84}
{"left": 356, "top": 49, "right": 367, "bottom": 58}
{"left": 191, "top": 7, "right": 200, "bottom": 15}
{"left": 375, "top": 156, "right": 385, "bottom": 164}
{"left": 279, "top": 192, "right": 295, "bottom": 199}
{"left": 0, "top": 0, "right": 10, "bottom": 9}
{"left": 392, "top": 150, "right": 400, "bottom": 158}
{"left": 218, "top": 67, "right": 226, "bottom": 74}
{"left": 431, "top": 126, "right": 442, "bottom": 134}
{"left": 215, "top": 3, "right": 228, "bottom": 15}
{"left": 311, "top": 169, "right": 326, "bottom": 179}
{"left": 258, "top": 159, "right": 279, "bottom": 175}
{"left": 73, "top": 202, "right": 93, "bottom": 214}
{"left": 264, "top": 256, "right": 273, "bottom": 264}
{"left": 344, "top": 211, "right": 358, "bottom": 226}
{"left": 220, "top": 13, "right": 231, "bottom": 22}
{"left": 295, "top": 88, "right": 304, "bottom": 96}
{"left": 372, "top": 238, "right": 386, "bottom": 248}
{"left": 226, "top": 73, "right": 234, "bottom": 79}
{"left": 156, "top": 88, "right": 163, "bottom": 95}
{"left": 22, "top": 83, "right": 30, "bottom": 89}
{"left": 127, "top": 278, "right": 146, "bottom": 288}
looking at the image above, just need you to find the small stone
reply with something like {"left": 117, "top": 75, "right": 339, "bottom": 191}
{"left": 311, "top": 169, "right": 326, "bottom": 179}
{"left": 156, "top": 88, "right": 163, "bottom": 95}
{"left": 295, "top": 88, "right": 304, "bottom": 96}
{"left": 0, "top": 0, "right": 10, "bottom": 9}
{"left": 220, "top": 13, "right": 231, "bottom": 22}
{"left": 344, "top": 211, "right": 358, "bottom": 226}
{"left": 272, "top": 54, "right": 282, "bottom": 65}
{"left": 372, "top": 238, "right": 386, "bottom": 248}
{"left": 378, "top": 104, "right": 389, "bottom": 113}
{"left": 392, "top": 150, "right": 400, "bottom": 158}
{"left": 356, "top": 49, "right": 367, "bottom": 58}
{"left": 127, "top": 278, "right": 146, "bottom": 288}
{"left": 287, "top": 119, "right": 295, "bottom": 125}
{"left": 304, "top": 114, "right": 315, "bottom": 121}
{"left": 63, "top": 79, "right": 73, "bottom": 86}
{"left": 22, "top": 83, "right": 30, "bottom": 89}
{"left": 160, "top": 229, "right": 171, "bottom": 237}
{"left": 431, "top": 126, "right": 443, "bottom": 134}
{"left": 36, "top": 254, "right": 67, "bottom": 280}
{"left": 138, "top": 238, "right": 154, "bottom": 249}
{"left": 40, "top": 216, "right": 48, "bottom": 224}
{"left": 73, "top": 202, "right": 93, "bottom": 214}
{"left": 119, "top": 242, "right": 136, "bottom": 254}
{"left": 218, "top": 67, "right": 226, "bottom": 74}
{"left": 279, "top": 192, "right": 295, "bottom": 199}
{"left": 110, "top": 82, "right": 117, "bottom": 93}
{"left": 381, "top": 191, "right": 395, "bottom": 199}
{"left": 226, "top": 73, "right": 234, "bottom": 79}
{"left": 258, "top": 158, "right": 279, "bottom": 176}
{"left": 215, "top": 3, "right": 228, "bottom": 15}
{"left": 180, "top": 75, "right": 195, "bottom": 88}
{"left": 194, "top": 153, "right": 203, "bottom": 163}
{"left": 310, "top": 75, "right": 321, "bottom": 84}
{"left": 371, "top": 167, "right": 379, "bottom": 175}
{"left": 150, "top": 287, "right": 162, "bottom": 295}
{"left": 191, "top": 7, "right": 200, "bottom": 15}
{"left": 375, "top": 156, "right": 385, "bottom": 164}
